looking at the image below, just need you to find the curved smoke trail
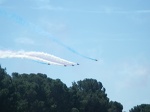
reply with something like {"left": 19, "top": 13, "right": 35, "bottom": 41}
{"left": 0, "top": 50, "right": 76, "bottom": 66}
{"left": 0, "top": 8, "right": 97, "bottom": 61}
{"left": 24, "top": 51, "right": 77, "bottom": 66}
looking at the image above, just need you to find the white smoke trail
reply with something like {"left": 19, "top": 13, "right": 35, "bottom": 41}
{"left": 24, "top": 51, "right": 77, "bottom": 66}
{"left": 0, "top": 50, "right": 70, "bottom": 66}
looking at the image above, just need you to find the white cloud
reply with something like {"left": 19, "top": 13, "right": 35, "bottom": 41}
{"left": 32, "top": 0, "right": 64, "bottom": 11}
{"left": 33, "top": 0, "right": 50, "bottom": 5}
{"left": 108, "top": 60, "right": 150, "bottom": 111}
{"left": 117, "top": 61, "right": 150, "bottom": 88}
{"left": 35, "top": 18, "right": 68, "bottom": 39}
{"left": 84, "top": 9, "right": 150, "bottom": 14}
{"left": 136, "top": 10, "right": 150, "bottom": 13}
{"left": 34, "top": 5, "right": 64, "bottom": 11}
{"left": 14, "top": 37, "right": 35, "bottom": 45}
{"left": 31, "top": 1, "right": 150, "bottom": 15}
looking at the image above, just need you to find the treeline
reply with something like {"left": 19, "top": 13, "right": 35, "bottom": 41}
{"left": 0, "top": 66, "right": 149, "bottom": 112}
{"left": 129, "top": 104, "right": 150, "bottom": 112}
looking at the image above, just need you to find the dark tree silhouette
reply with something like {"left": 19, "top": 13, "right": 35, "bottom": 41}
{"left": 0, "top": 66, "right": 125, "bottom": 112}
{"left": 129, "top": 104, "right": 150, "bottom": 112}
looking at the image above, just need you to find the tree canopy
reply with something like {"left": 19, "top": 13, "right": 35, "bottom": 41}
{"left": 129, "top": 104, "right": 150, "bottom": 112}
{"left": 0, "top": 65, "right": 149, "bottom": 112}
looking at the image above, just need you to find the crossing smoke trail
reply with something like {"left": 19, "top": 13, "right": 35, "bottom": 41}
{"left": 0, "top": 8, "right": 97, "bottom": 61}
{"left": 0, "top": 50, "right": 76, "bottom": 66}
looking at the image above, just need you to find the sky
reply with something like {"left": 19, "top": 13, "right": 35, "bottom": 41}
{"left": 0, "top": 0, "right": 150, "bottom": 111}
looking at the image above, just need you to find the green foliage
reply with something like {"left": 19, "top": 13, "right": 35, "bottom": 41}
{"left": 70, "top": 79, "right": 109, "bottom": 112}
{"left": 71, "top": 108, "right": 79, "bottom": 112}
{"left": 129, "top": 104, "right": 150, "bottom": 112}
{"left": 0, "top": 66, "right": 125, "bottom": 112}
{"left": 108, "top": 101, "right": 123, "bottom": 112}
{"left": 0, "top": 66, "right": 16, "bottom": 112}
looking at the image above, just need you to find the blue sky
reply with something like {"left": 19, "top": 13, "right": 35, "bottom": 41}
{"left": 0, "top": 0, "right": 150, "bottom": 111}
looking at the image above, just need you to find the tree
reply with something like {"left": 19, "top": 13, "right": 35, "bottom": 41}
{"left": 108, "top": 101, "right": 123, "bottom": 112}
{"left": 0, "top": 66, "right": 124, "bottom": 112}
{"left": 70, "top": 78, "right": 109, "bottom": 112}
{"left": 0, "top": 66, "right": 16, "bottom": 112}
{"left": 71, "top": 108, "right": 79, "bottom": 112}
{"left": 129, "top": 104, "right": 150, "bottom": 112}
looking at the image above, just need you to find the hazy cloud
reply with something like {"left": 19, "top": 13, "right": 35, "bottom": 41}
{"left": 15, "top": 37, "right": 35, "bottom": 45}
{"left": 33, "top": 0, "right": 50, "bottom": 5}
{"left": 78, "top": 9, "right": 150, "bottom": 14}
{"left": 32, "top": 0, "right": 64, "bottom": 11}
{"left": 33, "top": 5, "right": 64, "bottom": 11}
{"left": 115, "top": 60, "right": 150, "bottom": 90}
{"left": 36, "top": 18, "right": 68, "bottom": 38}
{"left": 31, "top": 1, "right": 150, "bottom": 15}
